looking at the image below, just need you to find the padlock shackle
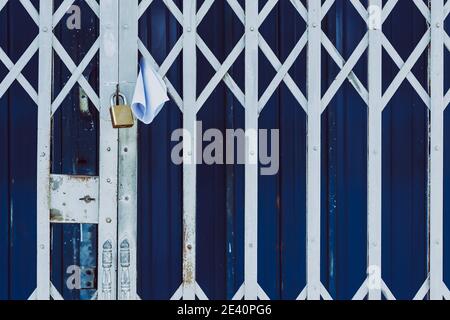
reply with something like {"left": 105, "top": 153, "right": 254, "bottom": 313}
{"left": 111, "top": 93, "right": 127, "bottom": 106}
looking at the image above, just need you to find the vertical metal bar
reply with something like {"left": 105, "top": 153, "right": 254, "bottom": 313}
{"left": 118, "top": 0, "right": 139, "bottom": 301}
{"left": 429, "top": 0, "right": 444, "bottom": 301}
{"left": 182, "top": 0, "right": 197, "bottom": 301}
{"left": 244, "top": 0, "right": 259, "bottom": 301}
{"left": 367, "top": 0, "right": 383, "bottom": 301}
{"left": 98, "top": 0, "right": 119, "bottom": 301}
{"left": 36, "top": 0, "right": 53, "bottom": 301}
{"left": 306, "top": 0, "right": 321, "bottom": 300}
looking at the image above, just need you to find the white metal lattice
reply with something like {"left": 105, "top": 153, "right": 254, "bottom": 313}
{"left": 2, "top": 0, "right": 450, "bottom": 300}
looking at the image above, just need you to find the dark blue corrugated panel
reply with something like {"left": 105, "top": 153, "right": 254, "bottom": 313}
{"left": 0, "top": 0, "right": 435, "bottom": 300}
{"left": 0, "top": 0, "right": 39, "bottom": 299}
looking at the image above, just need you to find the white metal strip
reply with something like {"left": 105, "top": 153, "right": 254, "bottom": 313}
{"left": 118, "top": 0, "right": 139, "bottom": 301}
{"left": 36, "top": 0, "right": 53, "bottom": 301}
{"left": 413, "top": 277, "right": 430, "bottom": 300}
{"left": 98, "top": 0, "right": 120, "bottom": 300}
{"left": 306, "top": 0, "right": 322, "bottom": 301}
{"left": 0, "top": 47, "right": 38, "bottom": 103}
{"left": 381, "top": 280, "right": 396, "bottom": 300}
{"left": 0, "top": 38, "right": 38, "bottom": 99}
{"left": 50, "top": 282, "right": 64, "bottom": 300}
{"left": 244, "top": 0, "right": 259, "bottom": 301}
{"left": 182, "top": 0, "right": 197, "bottom": 301}
{"left": 296, "top": 286, "right": 307, "bottom": 300}
{"left": 429, "top": 0, "right": 445, "bottom": 301}
{"left": 352, "top": 280, "right": 368, "bottom": 300}
{"left": 232, "top": 284, "right": 244, "bottom": 300}
{"left": 367, "top": 0, "right": 383, "bottom": 301}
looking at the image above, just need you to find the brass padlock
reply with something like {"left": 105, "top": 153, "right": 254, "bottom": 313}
{"left": 110, "top": 93, "right": 134, "bottom": 129}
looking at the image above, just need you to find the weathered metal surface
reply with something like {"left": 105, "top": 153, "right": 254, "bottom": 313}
{"left": 49, "top": 174, "right": 99, "bottom": 224}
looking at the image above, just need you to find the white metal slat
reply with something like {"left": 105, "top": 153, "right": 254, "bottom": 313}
{"left": 36, "top": 0, "right": 53, "bottom": 301}
{"left": 367, "top": 0, "right": 383, "bottom": 301}
{"left": 244, "top": 0, "right": 259, "bottom": 301}
{"left": 430, "top": 0, "right": 445, "bottom": 301}
{"left": 306, "top": 0, "right": 322, "bottom": 301}
{"left": 182, "top": 0, "right": 197, "bottom": 301}
{"left": 98, "top": 0, "right": 120, "bottom": 301}
{"left": 118, "top": 0, "right": 139, "bottom": 300}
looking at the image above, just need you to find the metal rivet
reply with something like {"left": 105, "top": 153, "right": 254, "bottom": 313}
{"left": 42, "top": 27, "right": 48, "bottom": 32}
{"left": 62, "top": 203, "right": 66, "bottom": 207}
{"left": 187, "top": 27, "right": 192, "bottom": 32}
{"left": 436, "top": 23, "right": 441, "bottom": 28}
{"left": 125, "top": 196, "right": 129, "bottom": 201}
{"left": 435, "top": 145, "right": 440, "bottom": 151}
{"left": 250, "top": 27, "right": 255, "bottom": 31}
{"left": 106, "top": 218, "right": 112, "bottom": 224}
{"left": 107, "top": 178, "right": 111, "bottom": 183}
{"left": 40, "top": 244, "right": 45, "bottom": 250}
{"left": 107, "top": 147, "right": 111, "bottom": 152}
{"left": 123, "top": 147, "right": 128, "bottom": 153}
{"left": 313, "top": 146, "right": 318, "bottom": 151}
{"left": 187, "top": 244, "right": 192, "bottom": 250}
{"left": 249, "top": 243, "right": 253, "bottom": 248}
{"left": 250, "top": 151, "right": 255, "bottom": 156}
{"left": 41, "top": 152, "right": 46, "bottom": 157}
{"left": 123, "top": 24, "right": 129, "bottom": 29}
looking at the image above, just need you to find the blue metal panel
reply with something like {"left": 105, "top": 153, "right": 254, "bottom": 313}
{"left": 0, "top": 0, "right": 39, "bottom": 300}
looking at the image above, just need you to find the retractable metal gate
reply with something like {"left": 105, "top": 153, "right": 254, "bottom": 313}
{"left": 1, "top": 0, "right": 450, "bottom": 301}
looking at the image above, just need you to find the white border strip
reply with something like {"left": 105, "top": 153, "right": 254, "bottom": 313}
{"left": 36, "top": 0, "right": 53, "bottom": 301}
{"left": 244, "top": 0, "right": 259, "bottom": 301}
{"left": 306, "top": 0, "right": 322, "bottom": 300}
{"left": 367, "top": 0, "right": 383, "bottom": 301}
{"left": 98, "top": 0, "right": 120, "bottom": 300}
{"left": 118, "top": 0, "right": 139, "bottom": 300}
{"left": 429, "top": 0, "right": 445, "bottom": 301}
{"left": 182, "top": 0, "right": 197, "bottom": 301}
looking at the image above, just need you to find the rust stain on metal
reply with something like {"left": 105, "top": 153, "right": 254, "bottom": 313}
{"left": 50, "top": 209, "right": 64, "bottom": 222}
{"left": 65, "top": 175, "right": 94, "bottom": 183}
